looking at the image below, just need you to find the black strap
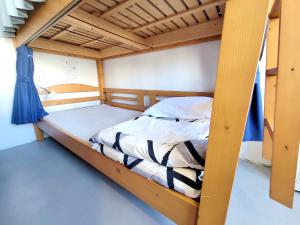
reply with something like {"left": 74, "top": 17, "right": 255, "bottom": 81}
{"left": 147, "top": 140, "right": 159, "bottom": 164}
{"left": 112, "top": 132, "right": 123, "bottom": 152}
{"left": 171, "top": 170, "right": 202, "bottom": 190}
{"left": 99, "top": 143, "right": 105, "bottom": 155}
{"left": 123, "top": 154, "right": 143, "bottom": 169}
{"left": 184, "top": 141, "right": 205, "bottom": 167}
{"left": 167, "top": 167, "right": 174, "bottom": 189}
{"left": 89, "top": 137, "right": 97, "bottom": 143}
{"left": 123, "top": 154, "right": 128, "bottom": 165}
{"left": 127, "top": 159, "right": 143, "bottom": 170}
{"left": 161, "top": 144, "right": 177, "bottom": 166}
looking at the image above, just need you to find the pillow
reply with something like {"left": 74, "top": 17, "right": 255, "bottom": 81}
{"left": 143, "top": 96, "right": 213, "bottom": 120}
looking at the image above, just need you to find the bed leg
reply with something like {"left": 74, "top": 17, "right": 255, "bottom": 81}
{"left": 33, "top": 124, "right": 44, "bottom": 142}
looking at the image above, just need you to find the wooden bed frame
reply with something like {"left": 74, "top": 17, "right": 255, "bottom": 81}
{"left": 14, "top": 0, "right": 300, "bottom": 225}
{"left": 37, "top": 86, "right": 213, "bottom": 225}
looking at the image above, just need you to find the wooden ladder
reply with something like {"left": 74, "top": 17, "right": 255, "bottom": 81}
{"left": 262, "top": 0, "right": 300, "bottom": 208}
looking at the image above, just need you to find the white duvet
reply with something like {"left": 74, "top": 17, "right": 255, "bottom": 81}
{"left": 90, "top": 115, "right": 210, "bottom": 169}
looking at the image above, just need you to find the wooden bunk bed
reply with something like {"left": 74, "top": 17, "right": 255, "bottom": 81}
{"left": 14, "top": 0, "right": 299, "bottom": 225}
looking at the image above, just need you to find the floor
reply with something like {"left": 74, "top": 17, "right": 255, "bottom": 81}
{"left": 0, "top": 139, "right": 299, "bottom": 225}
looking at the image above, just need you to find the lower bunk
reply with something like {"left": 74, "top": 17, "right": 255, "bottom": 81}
{"left": 37, "top": 105, "right": 201, "bottom": 225}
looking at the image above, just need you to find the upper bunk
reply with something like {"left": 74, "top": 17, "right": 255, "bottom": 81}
{"left": 15, "top": 0, "right": 226, "bottom": 59}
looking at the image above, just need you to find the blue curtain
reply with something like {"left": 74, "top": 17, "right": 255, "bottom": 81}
{"left": 243, "top": 67, "right": 264, "bottom": 142}
{"left": 11, "top": 45, "right": 48, "bottom": 125}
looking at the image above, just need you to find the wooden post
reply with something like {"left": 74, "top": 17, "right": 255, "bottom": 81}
{"left": 33, "top": 124, "right": 44, "bottom": 142}
{"left": 270, "top": 0, "right": 300, "bottom": 208}
{"left": 197, "top": 1, "right": 272, "bottom": 225}
{"left": 96, "top": 60, "right": 105, "bottom": 103}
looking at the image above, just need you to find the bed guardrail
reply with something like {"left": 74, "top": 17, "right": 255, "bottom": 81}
{"left": 38, "top": 83, "right": 214, "bottom": 111}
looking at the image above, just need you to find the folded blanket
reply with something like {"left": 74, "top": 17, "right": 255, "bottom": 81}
{"left": 90, "top": 115, "right": 209, "bottom": 169}
{"left": 90, "top": 142, "right": 204, "bottom": 198}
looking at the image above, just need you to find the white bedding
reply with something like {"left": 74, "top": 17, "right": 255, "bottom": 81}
{"left": 41, "top": 104, "right": 141, "bottom": 141}
{"left": 91, "top": 142, "right": 203, "bottom": 198}
{"left": 90, "top": 115, "right": 209, "bottom": 169}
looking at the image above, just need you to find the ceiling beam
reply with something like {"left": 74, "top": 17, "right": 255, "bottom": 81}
{"left": 146, "top": 18, "right": 223, "bottom": 47}
{"left": 132, "top": 0, "right": 225, "bottom": 33}
{"left": 67, "top": 8, "right": 149, "bottom": 49}
{"left": 28, "top": 38, "right": 102, "bottom": 59}
{"left": 14, "top": 0, "right": 81, "bottom": 47}
{"left": 98, "top": 18, "right": 223, "bottom": 59}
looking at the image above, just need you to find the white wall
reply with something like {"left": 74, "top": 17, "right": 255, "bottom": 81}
{"left": 0, "top": 38, "right": 99, "bottom": 151}
{"left": 0, "top": 38, "right": 36, "bottom": 151}
{"left": 104, "top": 41, "right": 220, "bottom": 92}
{"left": 34, "top": 52, "right": 100, "bottom": 112}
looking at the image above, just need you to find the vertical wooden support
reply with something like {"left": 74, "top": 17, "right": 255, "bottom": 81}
{"left": 197, "top": 1, "right": 271, "bottom": 225}
{"left": 33, "top": 124, "right": 44, "bottom": 142}
{"left": 262, "top": 75, "right": 277, "bottom": 159}
{"left": 270, "top": 0, "right": 300, "bottom": 208}
{"left": 262, "top": 16, "right": 280, "bottom": 160}
{"left": 96, "top": 60, "right": 105, "bottom": 103}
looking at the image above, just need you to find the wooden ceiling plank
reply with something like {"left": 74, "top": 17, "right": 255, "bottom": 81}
{"left": 132, "top": 0, "right": 225, "bottom": 33}
{"left": 15, "top": 0, "right": 81, "bottom": 47}
{"left": 84, "top": 0, "right": 109, "bottom": 12}
{"left": 101, "top": 0, "right": 139, "bottom": 19}
{"left": 51, "top": 25, "right": 75, "bottom": 40}
{"left": 136, "top": 0, "right": 165, "bottom": 20}
{"left": 150, "top": 0, "right": 175, "bottom": 16}
{"left": 69, "top": 8, "right": 149, "bottom": 48}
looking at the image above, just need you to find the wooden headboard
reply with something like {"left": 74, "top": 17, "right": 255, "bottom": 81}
{"left": 38, "top": 83, "right": 214, "bottom": 111}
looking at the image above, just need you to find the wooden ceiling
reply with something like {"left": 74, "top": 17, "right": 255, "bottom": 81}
{"left": 29, "top": 0, "right": 226, "bottom": 59}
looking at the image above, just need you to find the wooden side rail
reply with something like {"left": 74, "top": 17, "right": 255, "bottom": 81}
{"left": 104, "top": 88, "right": 214, "bottom": 112}
{"left": 38, "top": 84, "right": 214, "bottom": 111}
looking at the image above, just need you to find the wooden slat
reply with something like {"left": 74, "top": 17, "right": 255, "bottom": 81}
{"left": 262, "top": 75, "right": 277, "bottom": 159}
{"left": 270, "top": 0, "right": 300, "bottom": 208}
{"left": 146, "top": 18, "right": 223, "bottom": 47}
{"left": 37, "top": 120, "right": 199, "bottom": 225}
{"left": 29, "top": 38, "right": 102, "bottom": 59}
{"left": 14, "top": 0, "right": 81, "bottom": 47}
{"left": 66, "top": 9, "right": 149, "bottom": 49}
{"left": 51, "top": 26, "right": 75, "bottom": 40}
{"left": 101, "top": 0, "right": 139, "bottom": 19}
{"left": 197, "top": 1, "right": 271, "bottom": 225}
{"left": 132, "top": 0, "right": 225, "bottom": 33}
{"left": 108, "top": 102, "right": 145, "bottom": 111}
{"left": 97, "top": 60, "right": 105, "bottom": 102}
{"left": 42, "top": 96, "right": 99, "bottom": 107}
{"left": 111, "top": 96, "right": 138, "bottom": 102}
{"left": 266, "top": 18, "right": 280, "bottom": 72}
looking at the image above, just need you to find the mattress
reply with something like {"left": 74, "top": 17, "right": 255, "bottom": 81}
{"left": 41, "top": 104, "right": 203, "bottom": 198}
{"left": 42, "top": 104, "right": 141, "bottom": 141}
